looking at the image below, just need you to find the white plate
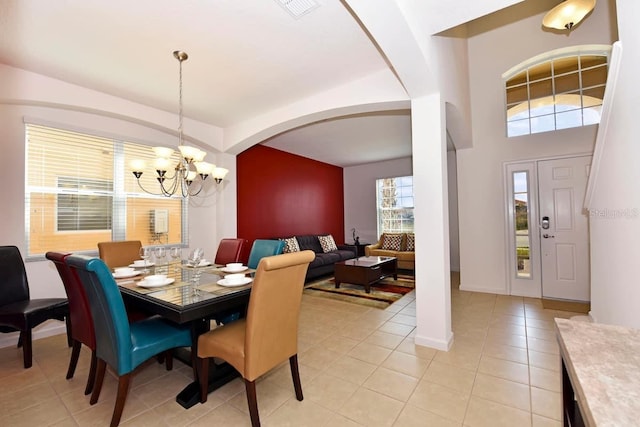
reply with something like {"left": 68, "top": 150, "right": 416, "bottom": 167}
{"left": 198, "top": 260, "right": 212, "bottom": 267}
{"left": 217, "top": 277, "right": 253, "bottom": 287}
{"left": 113, "top": 271, "right": 142, "bottom": 279}
{"left": 136, "top": 278, "right": 175, "bottom": 288}
{"left": 220, "top": 266, "right": 248, "bottom": 273}
{"left": 129, "top": 262, "right": 155, "bottom": 268}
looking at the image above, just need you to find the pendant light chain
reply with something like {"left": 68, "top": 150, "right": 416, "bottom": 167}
{"left": 178, "top": 54, "right": 184, "bottom": 147}
{"left": 129, "top": 50, "right": 229, "bottom": 197}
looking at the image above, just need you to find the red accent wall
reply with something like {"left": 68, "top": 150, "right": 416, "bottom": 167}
{"left": 237, "top": 145, "right": 345, "bottom": 245}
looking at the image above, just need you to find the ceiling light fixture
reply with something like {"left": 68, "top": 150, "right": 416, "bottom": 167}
{"left": 542, "top": 0, "right": 596, "bottom": 31}
{"left": 275, "top": 0, "right": 319, "bottom": 19}
{"left": 131, "top": 51, "right": 228, "bottom": 197}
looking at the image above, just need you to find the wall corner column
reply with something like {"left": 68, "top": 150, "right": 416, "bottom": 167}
{"left": 412, "top": 93, "right": 454, "bottom": 351}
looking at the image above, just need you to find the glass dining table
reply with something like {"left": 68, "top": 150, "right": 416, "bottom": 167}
{"left": 115, "top": 261, "right": 254, "bottom": 408}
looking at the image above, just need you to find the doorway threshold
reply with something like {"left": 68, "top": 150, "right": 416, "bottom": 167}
{"left": 542, "top": 298, "right": 590, "bottom": 314}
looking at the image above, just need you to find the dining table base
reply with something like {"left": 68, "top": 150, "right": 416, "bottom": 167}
{"left": 174, "top": 349, "right": 240, "bottom": 409}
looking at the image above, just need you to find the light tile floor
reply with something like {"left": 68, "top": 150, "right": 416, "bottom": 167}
{"left": 0, "top": 274, "right": 579, "bottom": 426}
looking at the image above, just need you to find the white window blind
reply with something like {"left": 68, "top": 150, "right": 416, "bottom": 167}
{"left": 25, "top": 123, "right": 186, "bottom": 258}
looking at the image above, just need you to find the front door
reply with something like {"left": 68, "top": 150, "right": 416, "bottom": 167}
{"left": 537, "top": 156, "right": 591, "bottom": 302}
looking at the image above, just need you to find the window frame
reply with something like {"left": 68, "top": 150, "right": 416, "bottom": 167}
{"left": 24, "top": 121, "right": 188, "bottom": 260}
{"left": 376, "top": 175, "right": 414, "bottom": 236}
{"left": 503, "top": 45, "right": 612, "bottom": 137}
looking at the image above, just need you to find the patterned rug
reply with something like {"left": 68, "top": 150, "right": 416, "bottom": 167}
{"left": 303, "top": 274, "right": 415, "bottom": 309}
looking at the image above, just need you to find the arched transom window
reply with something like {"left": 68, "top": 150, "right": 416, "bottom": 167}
{"left": 504, "top": 45, "right": 611, "bottom": 137}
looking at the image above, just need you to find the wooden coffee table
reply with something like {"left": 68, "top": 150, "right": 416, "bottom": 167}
{"left": 334, "top": 256, "right": 398, "bottom": 293}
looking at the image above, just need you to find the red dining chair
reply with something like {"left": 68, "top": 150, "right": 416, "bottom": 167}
{"left": 46, "top": 251, "right": 97, "bottom": 395}
{"left": 214, "top": 238, "right": 248, "bottom": 266}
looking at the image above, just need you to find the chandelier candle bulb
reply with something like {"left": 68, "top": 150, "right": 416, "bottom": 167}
{"left": 193, "top": 150, "right": 207, "bottom": 162}
{"left": 154, "top": 157, "right": 172, "bottom": 172}
{"left": 152, "top": 146, "right": 175, "bottom": 158}
{"left": 212, "top": 167, "right": 229, "bottom": 183}
{"left": 195, "top": 161, "right": 215, "bottom": 176}
{"left": 130, "top": 159, "right": 146, "bottom": 173}
{"left": 178, "top": 145, "right": 200, "bottom": 162}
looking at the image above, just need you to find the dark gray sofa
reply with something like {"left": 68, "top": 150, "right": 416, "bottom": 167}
{"left": 277, "top": 234, "right": 357, "bottom": 281}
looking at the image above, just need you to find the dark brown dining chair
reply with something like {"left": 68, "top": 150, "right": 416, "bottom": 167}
{"left": 46, "top": 251, "right": 97, "bottom": 395}
{"left": 197, "top": 250, "right": 314, "bottom": 427}
{"left": 0, "top": 245, "right": 70, "bottom": 369}
{"left": 97, "top": 240, "right": 142, "bottom": 270}
{"left": 214, "top": 238, "right": 248, "bottom": 265}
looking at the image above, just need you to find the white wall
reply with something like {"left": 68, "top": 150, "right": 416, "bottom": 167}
{"left": 448, "top": 150, "right": 461, "bottom": 271}
{"left": 0, "top": 66, "right": 233, "bottom": 344}
{"left": 343, "top": 157, "right": 413, "bottom": 245}
{"left": 458, "top": 0, "right": 617, "bottom": 294}
{"left": 588, "top": 0, "right": 640, "bottom": 328}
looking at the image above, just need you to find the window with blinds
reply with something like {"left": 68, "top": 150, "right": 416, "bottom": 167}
{"left": 25, "top": 123, "right": 185, "bottom": 258}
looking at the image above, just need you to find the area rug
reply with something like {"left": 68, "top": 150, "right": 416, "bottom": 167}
{"left": 303, "top": 274, "right": 415, "bottom": 309}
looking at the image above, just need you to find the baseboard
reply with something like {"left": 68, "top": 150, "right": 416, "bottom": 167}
{"left": 414, "top": 331, "right": 453, "bottom": 351}
{"left": 542, "top": 298, "right": 590, "bottom": 314}
{"left": 0, "top": 321, "right": 67, "bottom": 349}
{"left": 459, "top": 283, "right": 508, "bottom": 295}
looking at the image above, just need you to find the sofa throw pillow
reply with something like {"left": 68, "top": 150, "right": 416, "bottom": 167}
{"left": 318, "top": 235, "right": 338, "bottom": 253}
{"left": 382, "top": 233, "right": 403, "bottom": 251}
{"left": 405, "top": 233, "right": 415, "bottom": 251}
{"left": 280, "top": 237, "right": 300, "bottom": 253}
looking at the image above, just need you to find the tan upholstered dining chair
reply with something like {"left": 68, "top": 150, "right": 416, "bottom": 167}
{"left": 197, "top": 250, "right": 315, "bottom": 427}
{"left": 97, "top": 240, "right": 142, "bottom": 270}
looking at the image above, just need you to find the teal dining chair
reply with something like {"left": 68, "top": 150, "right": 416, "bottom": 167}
{"left": 247, "top": 240, "right": 285, "bottom": 269}
{"left": 214, "top": 239, "right": 284, "bottom": 326}
{"left": 65, "top": 254, "right": 193, "bottom": 427}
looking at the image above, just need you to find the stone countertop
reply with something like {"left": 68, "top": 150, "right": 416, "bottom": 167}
{"left": 555, "top": 318, "right": 640, "bottom": 427}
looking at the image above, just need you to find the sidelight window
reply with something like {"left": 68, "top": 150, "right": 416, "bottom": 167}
{"left": 512, "top": 172, "right": 531, "bottom": 278}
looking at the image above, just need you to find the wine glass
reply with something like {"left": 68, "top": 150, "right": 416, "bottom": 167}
{"left": 187, "top": 248, "right": 205, "bottom": 295}
{"left": 169, "top": 246, "right": 182, "bottom": 262}
{"left": 187, "top": 248, "right": 204, "bottom": 268}
{"left": 139, "top": 247, "right": 151, "bottom": 272}
{"left": 155, "top": 246, "right": 166, "bottom": 265}
{"left": 170, "top": 247, "right": 181, "bottom": 272}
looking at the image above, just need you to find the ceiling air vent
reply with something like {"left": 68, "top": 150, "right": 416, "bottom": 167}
{"left": 275, "top": 0, "right": 320, "bottom": 19}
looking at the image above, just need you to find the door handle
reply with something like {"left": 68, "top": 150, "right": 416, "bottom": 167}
{"left": 543, "top": 234, "right": 555, "bottom": 238}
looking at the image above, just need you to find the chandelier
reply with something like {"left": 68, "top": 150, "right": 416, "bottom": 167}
{"left": 542, "top": 0, "right": 596, "bottom": 31}
{"left": 130, "top": 51, "right": 228, "bottom": 197}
